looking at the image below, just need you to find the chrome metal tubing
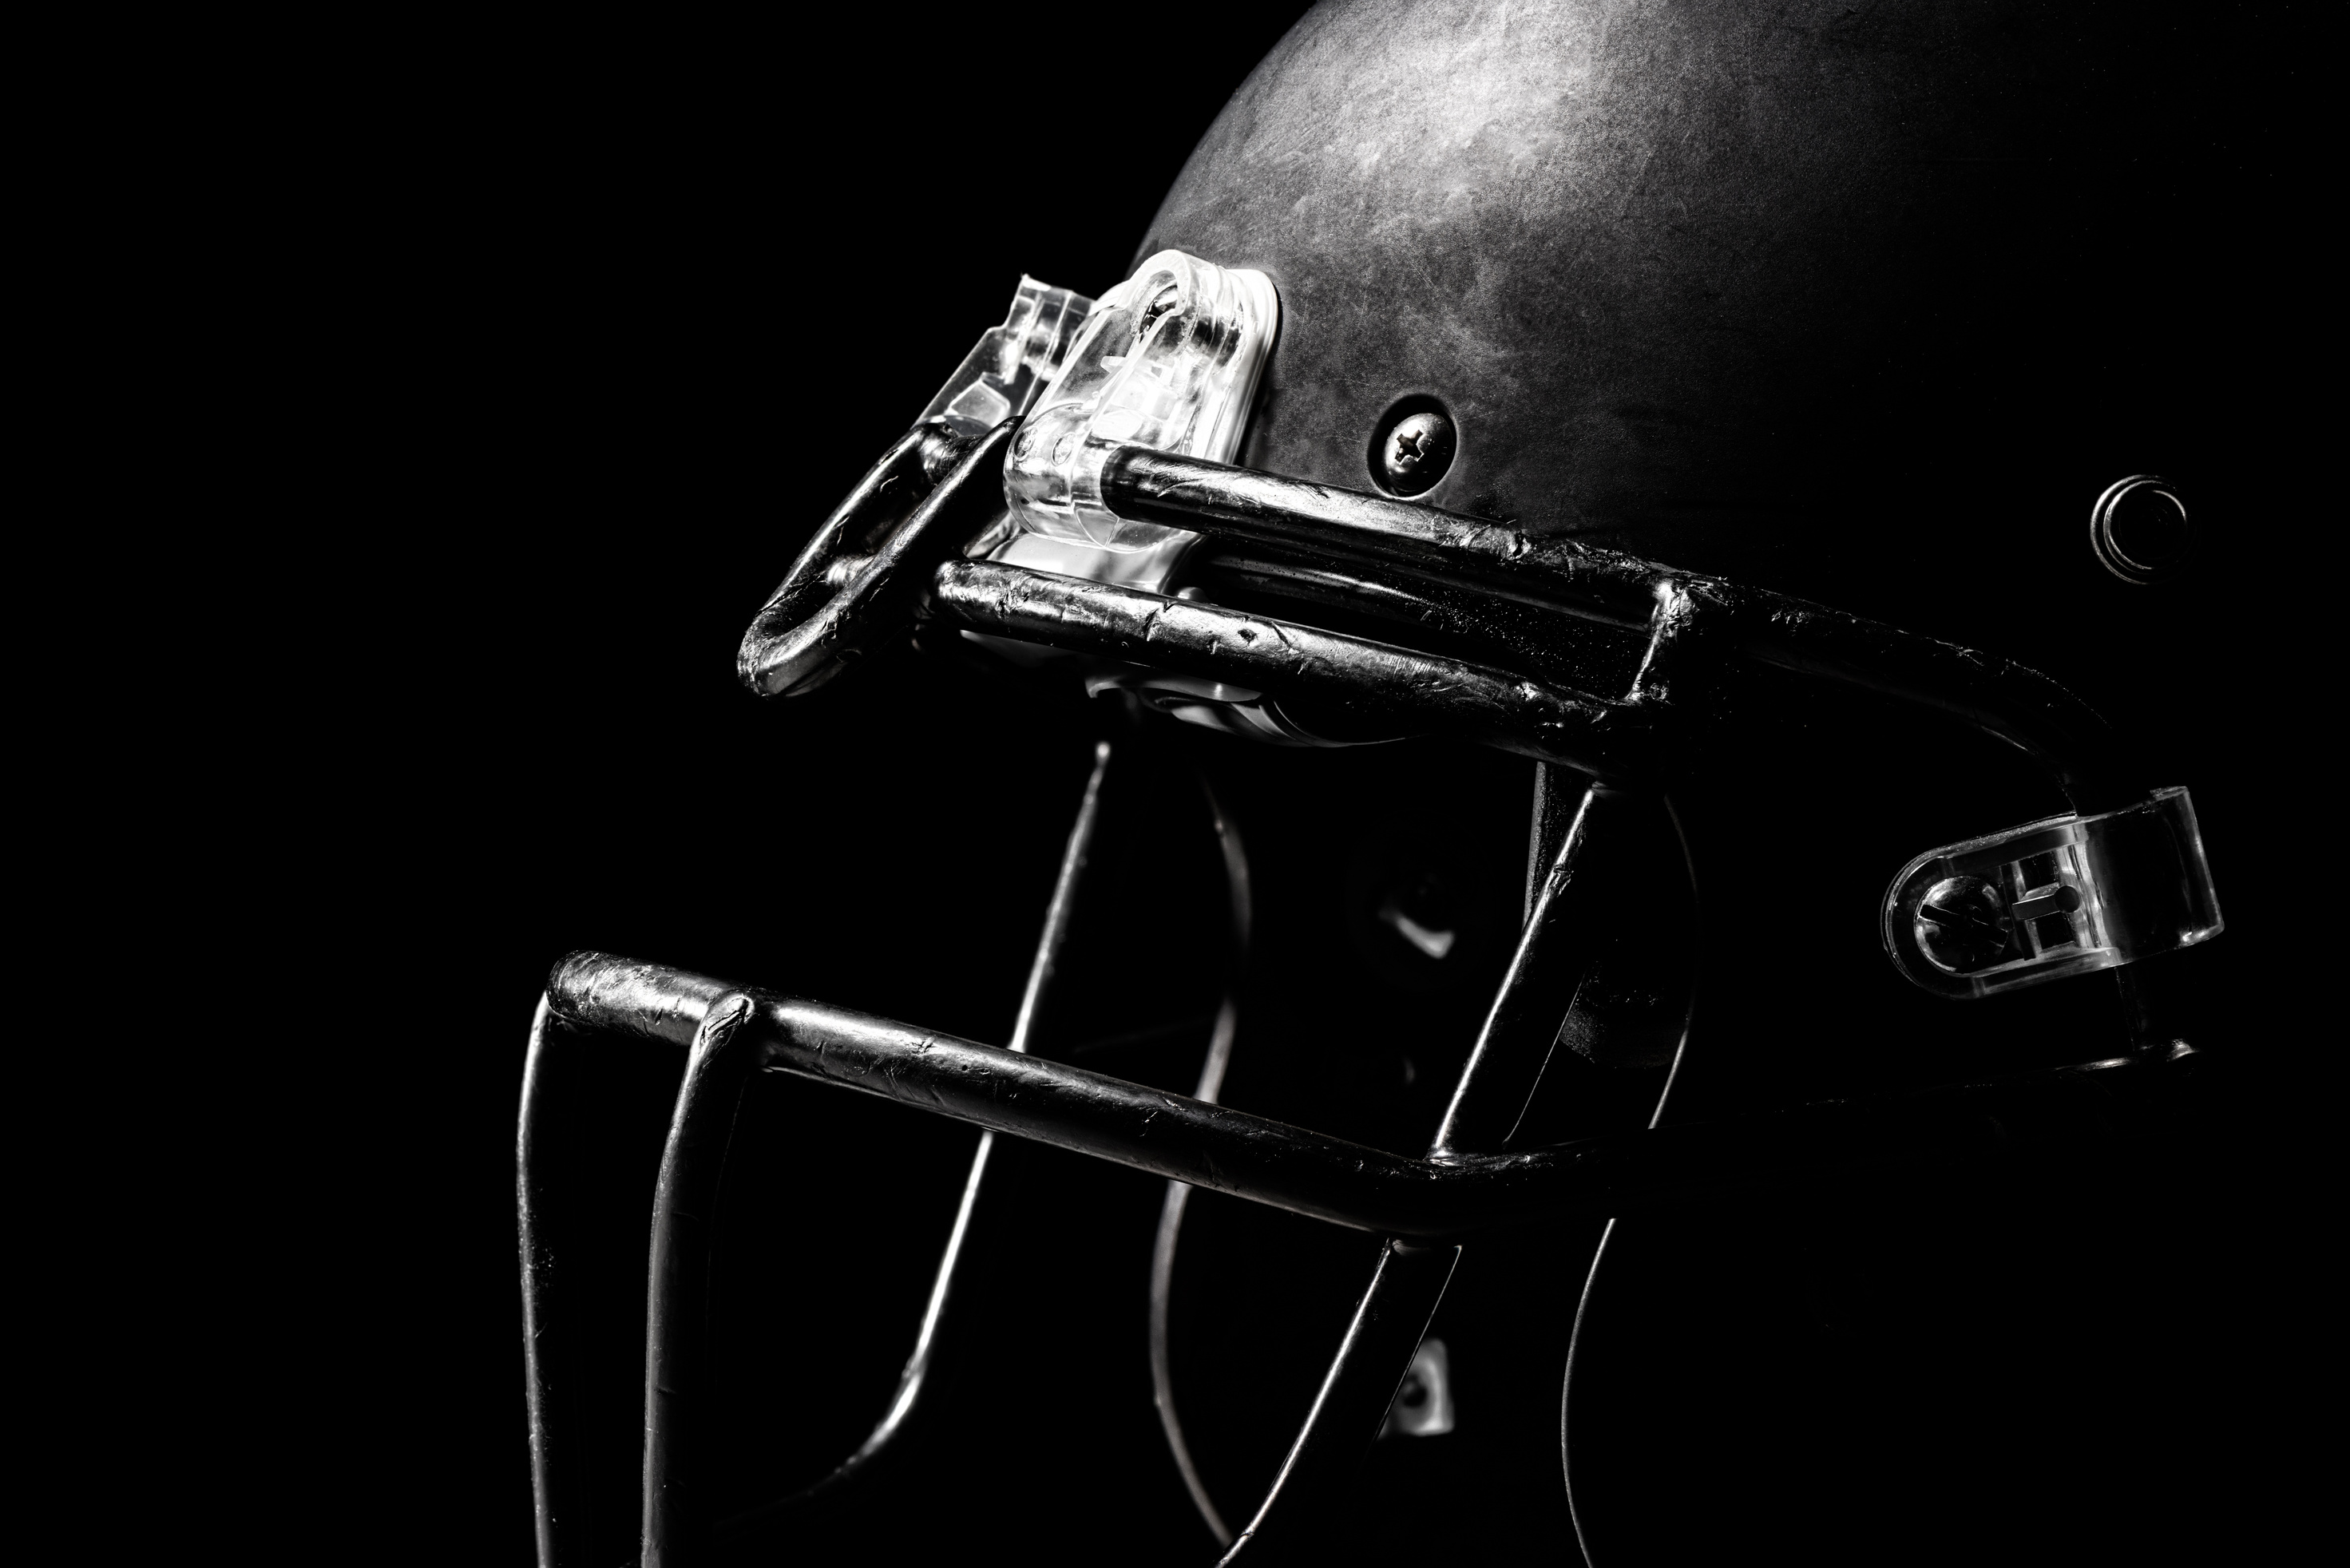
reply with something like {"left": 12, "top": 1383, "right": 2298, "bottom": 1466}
{"left": 544, "top": 952, "right": 2175, "bottom": 1244}
{"left": 640, "top": 993, "right": 763, "bottom": 1566}
{"left": 1103, "top": 447, "right": 2132, "bottom": 810}
{"left": 738, "top": 420, "right": 1013, "bottom": 699}
{"left": 738, "top": 428, "right": 2134, "bottom": 807}
{"left": 639, "top": 742, "right": 1116, "bottom": 1562}
{"left": 928, "top": 559, "right": 1670, "bottom": 782}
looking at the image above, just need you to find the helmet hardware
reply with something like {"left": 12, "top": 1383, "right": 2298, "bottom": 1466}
{"left": 1369, "top": 397, "right": 1456, "bottom": 497}
{"left": 1913, "top": 876, "right": 2013, "bottom": 972}
{"left": 2090, "top": 474, "right": 2193, "bottom": 584}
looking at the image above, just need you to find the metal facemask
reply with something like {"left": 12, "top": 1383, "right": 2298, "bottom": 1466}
{"left": 521, "top": 238, "right": 2224, "bottom": 1565}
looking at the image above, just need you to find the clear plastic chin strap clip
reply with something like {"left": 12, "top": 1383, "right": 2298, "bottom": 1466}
{"left": 1881, "top": 787, "right": 2223, "bottom": 1000}
{"left": 998, "top": 249, "right": 1278, "bottom": 590}
{"left": 917, "top": 276, "right": 1096, "bottom": 439}
{"left": 962, "top": 250, "right": 1315, "bottom": 746}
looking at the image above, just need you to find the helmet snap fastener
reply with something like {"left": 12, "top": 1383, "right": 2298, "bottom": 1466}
{"left": 2090, "top": 475, "right": 2191, "bottom": 585}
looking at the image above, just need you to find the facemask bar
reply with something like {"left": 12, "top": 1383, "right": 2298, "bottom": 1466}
{"left": 529, "top": 945, "right": 2199, "bottom": 1562}
{"left": 762, "top": 262, "right": 2131, "bottom": 778}
{"left": 746, "top": 264, "right": 2213, "bottom": 967}
{"left": 540, "top": 259, "right": 2229, "bottom": 1565}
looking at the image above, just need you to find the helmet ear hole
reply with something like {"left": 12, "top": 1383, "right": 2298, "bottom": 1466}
{"left": 1367, "top": 395, "right": 1456, "bottom": 498}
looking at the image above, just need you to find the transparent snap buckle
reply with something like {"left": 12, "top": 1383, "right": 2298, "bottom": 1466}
{"left": 917, "top": 275, "right": 1096, "bottom": 439}
{"left": 998, "top": 249, "right": 1278, "bottom": 588}
{"left": 1881, "top": 787, "right": 2224, "bottom": 999}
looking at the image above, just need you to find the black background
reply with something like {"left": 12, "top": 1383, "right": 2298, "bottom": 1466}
{"left": 160, "top": 4, "right": 2323, "bottom": 1562}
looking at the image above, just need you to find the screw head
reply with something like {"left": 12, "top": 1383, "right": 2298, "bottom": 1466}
{"left": 1377, "top": 410, "right": 1456, "bottom": 496}
{"left": 1913, "top": 876, "right": 2013, "bottom": 972}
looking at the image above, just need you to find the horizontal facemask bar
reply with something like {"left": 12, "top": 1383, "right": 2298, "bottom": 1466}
{"left": 742, "top": 416, "right": 2134, "bottom": 811}
{"left": 927, "top": 558, "right": 1669, "bottom": 782}
{"left": 1099, "top": 446, "right": 2126, "bottom": 805}
{"left": 549, "top": 951, "right": 2193, "bottom": 1241}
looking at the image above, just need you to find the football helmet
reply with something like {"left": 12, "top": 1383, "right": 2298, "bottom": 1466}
{"left": 520, "top": 3, "right": 2263, "bottom": 1562}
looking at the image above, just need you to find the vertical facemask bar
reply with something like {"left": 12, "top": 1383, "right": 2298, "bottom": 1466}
{"left": 641, "top": 743, "right": 1116, "bottom": 1558}
{"left": 1432, "top": 780, "right": 1613, "bottom": 1155}
{"left": 1148, "top": 760, "right": 1254, "bottom": 1550}
{"left": 640, "top": 993, "right": 763, "bottom": 1564}
{"left": 1222, "top": 582, "right": 1713, "bottom": 1558}
{"left": 523, "top": 965, "right": 736, "bottom": 1568}
{"left": 1218, "top": 1240, "right": 1463, "bottom": 1564}
{"left": 520, "top": 1002, "right": 616, "bottom": 1568}
{"left": 1223, "top": 781, "right": 1694, "bottom": 1560}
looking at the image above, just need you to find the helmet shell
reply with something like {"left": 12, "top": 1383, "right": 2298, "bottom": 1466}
{"left": 1136, "top": 0, "right": 2261, "bottom": 692}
